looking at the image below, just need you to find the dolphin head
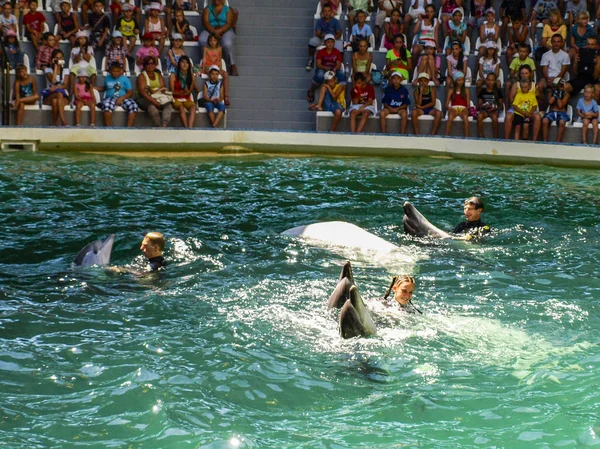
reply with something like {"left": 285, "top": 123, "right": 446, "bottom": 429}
{"left": 73, "top": 234, "right": 116, "bottom": 267}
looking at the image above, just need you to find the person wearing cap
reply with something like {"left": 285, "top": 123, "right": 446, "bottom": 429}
{"left": 446, "top": 8, "right": 466, "bottom": 47}
{"left": 445, "top": 40, "right": 467, "bottom": 86}
{"left": 144, "top": 2, "right": 167, "bottom": 53}
{"left": 0, "top": 2, "right": 18, "bottom": 37}
{"left": 411, "top": 71, "right": 442, "bottom": 135}
{"left": 73, "top": 68, "right": 97, "bottom": 126}
{"left": 203, "top": 64, "right": 226, "bottom": 128}
{"left": 307, "top": 33, "right": 344, "bottom": 103}
{"left": 105, "top": 30, "right": 130, "bottom": 72}
{"left": 476, "top": 40, "right": 500, "bottom": 92}
{"left": 349, "top": 72, "right": 376, "bottom": 133}
{"left": 308, "top": 70, "right": 346, "bottom": 132}
{"left": 380, "top": 71, "right": 410, "bottom": 133}
{"left": 69, "top": 31, "right": 97, "bottom": 97}
{"left": 536, "top": 33, "right": 569, "bottom": 107}
{"left": 511, "top": 76, "right": 539, "bottom": 140}
{"left": 306, "top": 2, "right": 342, "bottom": 70}
{"left": 3, "top": 29, "right": 23, "bottom": 69}
{"left": 475, "top": 8, "right": 499, "bottom": 82}
{"left": 136, "top": 32, "right": 160, "bottom": 72}
{"left": 136, "top": 55, "right": 173, "bottom": 127}
{"left": 541, "top": 76, "right": 571, "bottom": 142}
{"left": 453, "top": 197, "right": 490, "bottom": 238}
{"left": 445, "top": 70, "right": 470, "bottom": 137}
{"left": 165, "top": 32, "right": 185, "bottom": 74}
{"left": 55, "top": 0, "right": 79, "bottom": 46}
{"left": 439, "top": 0, "right": 463, "bottom": 40}
{"left": 199, "top": 0, "right": 238, "bottom": 76}
{"left": 116, "top": 4, "right": 140, "bottom": 57}
{"left": 87, "top": 0, "right": 110, "bottom": 50}
{"left": 416, "top": 40, "right": 440, "bottom": 86}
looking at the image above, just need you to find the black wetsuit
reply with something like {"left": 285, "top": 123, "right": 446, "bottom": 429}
{"left": 148, "top": 256, "right": 167, "bottom": 271}
{"left": 453, "top": 219, "right": 490, "bottom": 238}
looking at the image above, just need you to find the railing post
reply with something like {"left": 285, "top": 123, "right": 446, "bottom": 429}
{"left": 0, "top": 35, "right": 10, "bottom": 126}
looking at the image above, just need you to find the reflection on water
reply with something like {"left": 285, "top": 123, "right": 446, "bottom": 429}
{"left": 0, "top": 153, "right": 599, "bottom": 448}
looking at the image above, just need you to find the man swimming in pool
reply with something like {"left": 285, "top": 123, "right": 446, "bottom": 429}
{"left": 140, "top": 231, "right": 167, "bottom": 271}
{"left": 453, "top": 196, "right": 490, "bottom": 238}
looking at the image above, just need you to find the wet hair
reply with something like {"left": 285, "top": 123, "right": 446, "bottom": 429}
{"left": 465, "top": 196, "right": 484, "bottom": 210}
{"left": 145, "top": 232, "right": 165, "bottom": 251}
{"left": 383, "top": 275, "right": 415, "bottom": 299}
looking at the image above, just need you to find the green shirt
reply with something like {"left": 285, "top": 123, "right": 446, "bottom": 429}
{"left": 509, "top": 56, "right": 535, "bottom": 74}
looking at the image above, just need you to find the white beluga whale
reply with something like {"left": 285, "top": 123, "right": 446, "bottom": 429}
{"left": 73, "top": 234, "right": 116, "bottom": 267}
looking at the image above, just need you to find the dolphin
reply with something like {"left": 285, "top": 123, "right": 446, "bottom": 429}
{"left": 327, "top": 260, "right": 355, "bottom": 309}
{"left": 73, "top": 234, "right": 116, "bottom": 267}
{"left": 339, "top": 285, "right": 377, "bottom": 339}
{"left": 402, "top": 201, "right": 453, "bottom": 239}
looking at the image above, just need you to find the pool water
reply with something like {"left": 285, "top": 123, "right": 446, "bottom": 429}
{"left": 1, "top": 152, "right": 599, "bottom": 448}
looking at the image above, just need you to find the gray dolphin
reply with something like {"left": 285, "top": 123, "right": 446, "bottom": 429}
{"left": 339, "top": 285, "right": 377, "bottom": 339}
{"left": 327, "top": 260, "right": 355, "bottom": 309}
{"left": 402, "top": 201, "right": 452, "bottom": 239}
{"left": 73, "top": 234, "right": 116, "bottom": 267}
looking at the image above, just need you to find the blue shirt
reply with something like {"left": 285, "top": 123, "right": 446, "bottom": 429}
{"left": 351, "top": 23, "right": 373, "bottom": 39}
{"left": 382, "top": 85, "right": 410, "bottom": 108}
{"left": 315, "top": 17, "right": 341, "bottom": 36}
{"left": 576, "top": 97, "right": 599, "bottom": 114}
{"left": 104, "top": 74, "right": 131, "bottom": 98}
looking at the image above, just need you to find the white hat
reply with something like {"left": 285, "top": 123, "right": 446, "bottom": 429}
{"left": 451, "top": 8, "right": 463, "bottom": 15}
{"left": 390, "top": 71, "right": 402, "bottom": 78}
{"left": 77, "top": 68, "right": 89, "bottom": 77}
{"left": 149, "top": 2, "right": 161, "bottom": 10}
{"left": 76, "top": 30, "right": 87, "bottom": 38}
{"left": 417, "top": 72, "right": 430, "bottom": 80}
{"left": 112, "top": 30, "right": 122, "bottom": 38}
{"left": 324, "top": 71, "right": 335, "bottom": 80}
{"left": 323, "top": 33, "right": 335, "bottom": 41}
{"left": 171, "top": 33, "right": 183, "bottom": 40}
{"left": 208, "top": 65, "right": 220, "bottom": 72}
{"left": 424, "top": 40, "right": 436, "bottom": 48}
{"left": 485, "top": 40, "right": 496, "bottom": 49}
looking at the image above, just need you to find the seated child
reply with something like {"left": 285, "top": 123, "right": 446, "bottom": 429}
{"left": 12, "top": 63, "right": 40, "bottom": 126}
{"left": 308, "top": 70, "right": 346, "bottom": 132}
{"left": 42, "top": 49, "right": 70, "bottom": 126}
{"left": 56, "top": 0, "right": 80, "bottom": 46}
{"left": 349, "top": 72, "right": 376, "bottom": 133}
{"left": 73, "top": 69, "right": 97, "bottom": 126}
{"left": 202, "top": 65, "right": 226, "bottom": 128}
{"left": 22, "top": 0, "right": 46, "bottom": 50}
{"left": 144, "top": 2, "right": 167, "bottom": 53}
{"left": 99, "top": 61, "right": 138, "bottom": 127}
{"left": 512, "top": 77, "right": 539, "bottom": 140}
{"left": 352, "top": 38, "right": 373, "bottom": 84}
{"left": 0, "top": 2, "right": 18, "bottom": 37}
{"left": 35, "top": 32, "right": 58, "bottom": 71}
{"left": 350, "top": 9, "right": 373, "bottom": 52}
{"left": 506, "top": 44, "right": 534, "bottom": 101}
{"left": 171, "top": 8, "right": 194, "bottom": 41}
{"left": 136, "top": 33, "right": 160, "bottom": 72}
{"left": 202, "top": 33, "right": 230, "bottom": 105}
{"left": 380, "top": 71, "right": 410, "bottom": 133}
{"left": 87, "top": 0, "right": 111, "bottom": 50}
{"left": 347, "top": 0, "right": 372, "bottom": 27}
{"left": 105, "top": 30, "right": 130, "bottom": 71}
{"left": 307, "top": 34, "right": 344, "bottom": 103}
{"left": 117, "top": 4, "right": 140, "bottom": 56}
{"left": 415, "top": 40, "right": 440, "bottom": 85}
{"left": 575, "top": 84, "right": 599, "bottom": 144}
{"left": 541, "top": 77, "right": 571, "bottom": 142}
{"left": 4, "top": 30, "right": 24, "bottom": 69}
{"left": 445, "top": 70, "right": 470, "bottom": 137}
{"left": 411, "top": 72, "right": 442, "bottom": 135}
{"left": 477, "top": 72, "right": 504, "bottom": 138}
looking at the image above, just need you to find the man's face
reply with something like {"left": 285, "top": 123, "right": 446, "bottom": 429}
{"left": 94, "top": 2, "right": 103, "bottom": 13}
{"left": 464, "top": 203, "right": 483, "bottom": 222}
{"left": 552, "top": 36, "right": 563, "bottom": 52}
{"left": 140, "top": 237, "right": 159, "bottom": 258}
{"left": 3, "top": 3, "right": 12, "bottom": 15}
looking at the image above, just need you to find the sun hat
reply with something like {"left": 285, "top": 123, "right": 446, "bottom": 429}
{"left": 112, "top": 30, "right": 123, "bottom": 38}
{"left": 324, "top": 71, "right": 336, "bottom": 80}
{"left": 77, "top": 68, "right": 89, "bottom": 77}
{"left": 208, "top": 65, "right": 220, "bottom": 72}
{"left": 485, "top": 7, "right": 495, "bottom": 14}
{"left": 76, "top": 30, "right": 87, "bottom": 38}
{"left": 149, "top": 2, "right": 161, "bottom": 10}
{"left": 171, "top": 33, "right": 183, "bottom": 40}
{"left": 417, "top": 72, "right": 430, "bottom": 80}
{"left": 424, "top": 40, "right": 436, "bottom": 48}
{"left": 123, "top": 3, "right": 134, "bottom": 10}
{"left": 485, "top": 40, "right": 496, "bottom": 48}
{"left": 323, "top": 33, "right": 335, "bottom": 42}
{"left": 452, "top": 70, "right": 465, "bottom": 81}
{"left": 452, "top": 8, "right": 463, "bottom": 14}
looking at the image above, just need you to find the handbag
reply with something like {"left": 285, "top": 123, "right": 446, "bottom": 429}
{"left": 151, "top": 91, "right": 173, "bottom": 105}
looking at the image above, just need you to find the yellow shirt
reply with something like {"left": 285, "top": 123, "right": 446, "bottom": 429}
{"left": 513, "top": 85, "right": 538, "bottom": 117}
{"left": 542, "top": 24, "right": 567, "bottom": 41}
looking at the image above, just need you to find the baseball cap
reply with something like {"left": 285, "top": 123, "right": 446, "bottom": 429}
{"left": 323, "top": 33, "right": 335, "bottom": 41}
{"left": 417, "top": 72, "right": 430, "bottom": 80}
{"left": 172, "top": 33, "right": 183, "bottom": 40}
{"left": 208, "top": 65, "right": 220, "bottom": 72}
{"left": 324, "top": 71, "right": 335, "bottom": 80}
{"left": 112, "top": 30, "right": 123, "bottom": 38}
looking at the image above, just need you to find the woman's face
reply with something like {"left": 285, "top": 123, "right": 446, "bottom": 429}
{"left": 391, "top": 10, "right": 400, "bottom": 21}
{"left": 393, "top": 281, "right": 414, "bottom": 306}
{"left": 358, "top": 40, "right": 368, "bottom": 52}
{"left": 394, "top": 37, "right": 404, "bottom": 49}
{"left": 179, "top": 58, "right": 190, "bottom": 71}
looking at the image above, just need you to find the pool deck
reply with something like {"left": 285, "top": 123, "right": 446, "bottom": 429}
{"left": 1, "top": 126, "right": 600, "bottom": 169}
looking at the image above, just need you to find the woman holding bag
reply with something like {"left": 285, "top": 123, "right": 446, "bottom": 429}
{"left": 136, "top": 55, "right": 174, "bottom": 127}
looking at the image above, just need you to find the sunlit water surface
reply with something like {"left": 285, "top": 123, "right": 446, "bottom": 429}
{"left": 1, "top": 153, "right": 599, "bottom": 448}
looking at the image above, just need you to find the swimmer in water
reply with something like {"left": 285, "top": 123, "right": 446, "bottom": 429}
{"left": 382, "top": 275, "right": 420, "bottom": 313}
{"left": 453, "top": 196, "right": 491, "bottom": 239}
{"left": 140, "top": 232, "right": 167, "bottom": 271}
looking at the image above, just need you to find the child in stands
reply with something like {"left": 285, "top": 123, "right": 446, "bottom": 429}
{"left": 70, "top": 32, "right": 97, "bottom": 94}
{"left": 446, "top": 8, "right": 466, "bottom": 54}
{"left": 352, "top": 38, "right": 373, "bottom": 84}
{"left": 380, "top": 71, "right": 410, "bottom": 133}
{"left": 307, "top": 3, "right": 342, "bottom": 70}
{"left": 347, "top": 0, "right": 373, "bottom": 27}
{"left": 35, "top": 32, "right": 58, "bottom": 71}
{"left": 411, "top": 71, "right": 442, "bottom": 135}
{"left": 350, "top": 9, "right": 373, "bottom": 52}
{"left": 576, "top": 84, "right": 599, "bottom": 144}
{"left": 166, "top": 33, "right": 186, "bottom": 74}
{"left": 467, "top": 0, "right": 489, "bottom": 41}
{"left": 202, "top": 33, "right": 230, "bottom": 106}
{"left": 170, "top": 55, "right": 198, "bottom": 128}
{"left": 568, "top": 11, "right": 595, "bottom": 76}
{"left": 73, "top": 69, "right": 97, "bottom": 126}
{"left": 475, "top": 8, "right": 498, "bottom": 82}
{"left": 529, "top": 0, "right": 558, "bottom": 32}
{"left": 376, "top": 1, "right": 402, "bottom": 45}
{"left": 445, "top": 70, "right": 470, "bottom": 137}
{"left": 22, "top": 0, "right": 46, "bottom": 50}
{"left": 172, "top": 8, "right": 193, "bottom": 41}
{"left": 56, "top": 0, "right": 79, "bottom": 46}
{"left": 99, "top": 61, "right": 138, "bottom": 127}
{"left": 512, "top": 76, "right": 538, "bottom": 140}
{"left": 415, "top": 40, "right": 440, "bottom": 85}
{"left": 12, "top": 64, "right": 39, "bottom": 125}
{"left": 136, "top": 33, "right": 160, "bottom": 72}
{"left": 0, "top": 2, "right": 17, "bottom": 37}
{"left": 4, "top": 30, "right": 23, "bottom": 69}
{"left": 42, "top": 49, "right": 69, "bottom": 126}
{"left": 308, "top": 70, "right": 346, "bottom": 132}
{"left": 446, "top": 40, "right": 467, "bottom": 86}
{"left": 506, "top": 45, "right": 534, "bottom": 101}
{"left": 203, "top": 65, "right": 226, "bottom": 128}
{"left": 476, "top": 41, "right": 500, "bottom": 91}
{"left": 385, "top": 33, "right": 412, "bottom": 83}
{"left": 439, "top": 0, "right": 463, "bottom": 39}
{"left": 145, "top": 2, "right": 167, "bottom": 53}
{"left": 505, "top": 15, "right": 528, "bottom": 63}
{"left": 117, "top": 4, "right": 140, "bottom": 57}
{"left": 105, "top": 30, "right": 130, "bottom": 71}
{"left": 477, "top": 72, "right": 503, "bottom": 138}
{"left": 307, "top": 34, "right": 344, "bottom": 103}
{"left": 411, "top": 4, "right": 438, "bottom": 63}
{"left": 382, "top": 8, "right": 403, "bottom": 50}
{"left": 542, "top": 76, "right": 570, "bottom": 142}
{"left": 500, "top": 0, "right": 526, "bottom": 44}
{"left": 349, "top": 72, "right": 376, "bottom": 133}
{"left": 88, "top": 0, "right": 111, "bottom": 50}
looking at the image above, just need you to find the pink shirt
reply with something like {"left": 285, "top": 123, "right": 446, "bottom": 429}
{"left": 136, "top": 46, "right": 159, "bottom": 70}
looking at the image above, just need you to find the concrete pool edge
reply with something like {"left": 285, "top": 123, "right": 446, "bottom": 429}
{"left": 2, "top": 127, "right": 599, "bottom": 169}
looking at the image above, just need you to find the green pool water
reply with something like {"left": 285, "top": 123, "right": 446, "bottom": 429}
{"left": 1, "top": 152, "right": 599, "bottom": 449}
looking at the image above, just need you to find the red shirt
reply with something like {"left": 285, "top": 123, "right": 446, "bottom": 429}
{"left": 316, "top": 48, "right": 342, "bottom": 71}
{"left": 351, "top": 84, "right": 375, "bottom": 105}
{"left": 23, "top": 11, "right": 46, "bottom": 32}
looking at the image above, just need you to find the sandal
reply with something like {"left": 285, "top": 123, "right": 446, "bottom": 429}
{"left": 225, "top": 96, "right": 230, "bottom": 106}
{"left": 230, "top": 64, "right": 239, "bottom": 76}
{"left": 306, "top": 90, "right": 314, "bottom": 102}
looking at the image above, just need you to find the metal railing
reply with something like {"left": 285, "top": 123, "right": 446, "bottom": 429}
{"left": 0, "top": 34, "right": 10, "bottom": 126}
